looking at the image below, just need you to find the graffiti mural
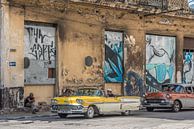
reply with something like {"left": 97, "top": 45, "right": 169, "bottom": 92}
{"left": 24, "top": 24, "right": 56, "bottom": 84}
{"left": 183, "top": 50, "right": 194, "bottom": 84}
{"left": 125, "top": 71, "right": 144, "bottom": 96}
{"left": 146, "top": 35, "right": 176, "bottom": 92}
{"left": 104, "top": 31, "right": 124, "bottom": 83}
{"left": 25, "top": 25, "right": 56, "bottom": 61}
{"left": 0, "top": 87, "right": 24, "bottom": 109}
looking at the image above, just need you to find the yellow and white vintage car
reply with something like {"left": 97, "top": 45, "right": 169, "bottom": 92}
{"left": 51, "top": 88, "right": 140, "bottom": 118}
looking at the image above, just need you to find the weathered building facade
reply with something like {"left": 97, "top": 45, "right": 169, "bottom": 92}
{"left": 0, "top": 0, "right": 194, "bottom": 109}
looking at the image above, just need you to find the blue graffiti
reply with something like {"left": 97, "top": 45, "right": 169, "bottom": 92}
{"left": 146, "top": 64, "right": 174, "bottom": 83}
{"left": 146, "top": 35, "right": 175, "bottom": 92}
{"left": 183, "top": 51, "right": 194, "bottom": 84}
{"left": 125, "top": 71, "right": 144, "bottom": 96}
{"left": 184, "top": 51, "right": 192, "bottom": 64}
{"left": 104, "top": 32, "right": 123, "bottom": 83}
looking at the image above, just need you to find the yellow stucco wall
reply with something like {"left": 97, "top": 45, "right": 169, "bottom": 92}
{"left": 4, "top": 1, "right": 194, "bottom": 106}
{"left": 2, "top": 6, "right": 25, "bottom": 88}
{"left": 24, "top": 85, "right": 54, "bottom": 105}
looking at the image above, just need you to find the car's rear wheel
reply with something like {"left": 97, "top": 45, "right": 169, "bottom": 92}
{"left": 58, "top": 113, "right": 68, "bottom": 118}
{"left": 121, "top": 110, "right": 131, "bottom": 116}
{"left": 85, "top": 106, "right": 95, "bottom": 119}
{"left": 146, "top": 107, "right": 154, "bottom": 112}
{"left": 172, "top": 100, "right": 181, "bottom": 112}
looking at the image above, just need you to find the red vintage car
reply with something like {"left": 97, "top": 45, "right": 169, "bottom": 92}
{"left": 142, "top": 83, "right": 194, "bottom": 112}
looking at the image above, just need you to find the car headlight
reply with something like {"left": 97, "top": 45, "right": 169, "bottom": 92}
{"left": 77, "top": 105, "right": 83, "bottom": 110}
{"left": 76, "top": 99, "right": 84, "bottom": 104}
{"left": 51, "top": 99, "right": 58, "bottom": 104}
{"left": 142, "top": 93, "right": 147, "bottom": 98}
{"left": 166, "top": 94, "right": 171, "bottom": 99}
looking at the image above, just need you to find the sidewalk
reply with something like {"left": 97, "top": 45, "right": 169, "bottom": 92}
{"left": 0, "top": 111, "right": 57, "bottom": 120}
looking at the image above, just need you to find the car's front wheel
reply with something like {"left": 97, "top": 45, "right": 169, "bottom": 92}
{"left": 172, "top": 100, "right": 181, "bottom": 112}
{"left": 85, "top": 106, "right": 95, "bottom": 119}
{"left": 146, "top": 107, "right": 154, "bottom": 112}
{"left": 58, "top": 113, "right": 68, "bottom": 118}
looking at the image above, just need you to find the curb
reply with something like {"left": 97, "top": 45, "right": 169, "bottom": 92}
{"left": 0, "top": 113, "right": 58, "bottom": 120}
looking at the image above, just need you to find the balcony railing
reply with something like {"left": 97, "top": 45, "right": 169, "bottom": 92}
{"left": 138, "top": 0, "right": 168, "bottom": 10}
{"left": 72, "top": 0, "right": 188, "bottom": 11}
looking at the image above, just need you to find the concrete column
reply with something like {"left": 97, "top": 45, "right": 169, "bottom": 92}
{"left": 0, "top": 0, "right": 10, "bottom": 109}
{"left": 0, "top": 0, "right": 10, "bottom": 88}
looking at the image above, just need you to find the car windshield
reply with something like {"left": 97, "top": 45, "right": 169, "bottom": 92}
{"left": 161, "top": 84, "right": 184, "bottom": 93}
{"left": 75, "top": 89, "right": 103, "bottom": 96}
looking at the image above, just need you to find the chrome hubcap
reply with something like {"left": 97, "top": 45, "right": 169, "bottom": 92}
{"left": 174, "top": 102, "right": 180, "bottom": 111}
{"left": 88, "top": 107, "right": 94, "bottom": 117}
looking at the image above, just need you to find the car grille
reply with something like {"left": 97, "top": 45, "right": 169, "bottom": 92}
{"left": 52, "top": 105, "right": 82, "bottom": 111}
{"left": 146, "top": 99, "right": 164, "bottom": 104}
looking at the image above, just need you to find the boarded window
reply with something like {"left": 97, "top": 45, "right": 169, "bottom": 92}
{"left": 104, "top": 31, "right": 124, "bottom": 83}
{"left": 24, "top": 23, "right": 56, "bottom": 84}
{"left": 146, "top": 34, "right": 176, "bottom": 92}
{"left": 183, "top": 37, "right": 194, "bottom": 84}
{"left": 48, "top": 68, "right": 56, "bottom": 78}
{"left": 184, "top": 37, "right": 194, "bottom": 49}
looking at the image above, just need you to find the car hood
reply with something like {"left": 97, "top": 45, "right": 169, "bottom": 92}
{"left": 145, "top": 92, "right": 166, "bottom": 99}
{"left": 52, "top": 96, "right": 103, "bottom": 105}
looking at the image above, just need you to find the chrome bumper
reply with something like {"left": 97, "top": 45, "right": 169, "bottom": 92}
{"left": 142, "top": 100, "right": 174, "bottom": 108}
{"left": 51, "top": 104, "right": 87, "bottom": 114}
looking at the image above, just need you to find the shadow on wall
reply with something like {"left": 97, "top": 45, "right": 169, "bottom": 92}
{"left": 124, "top": 71, "right": 144, "bottom": 96}
{"left": 0, "top": 87, "right": 24, "bottom": 109}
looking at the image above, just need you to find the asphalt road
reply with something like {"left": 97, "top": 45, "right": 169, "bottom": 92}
{"left": 1, "top": 109, "right": 194, "bottom": 129}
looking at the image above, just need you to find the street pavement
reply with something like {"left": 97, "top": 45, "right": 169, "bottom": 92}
{"left": 1, "top": 109, "right": 194, "bottom": 129}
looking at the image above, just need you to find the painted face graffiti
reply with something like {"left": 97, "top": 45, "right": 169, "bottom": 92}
{"left": 146, "top": 35, "right": 176, "bottom": 92}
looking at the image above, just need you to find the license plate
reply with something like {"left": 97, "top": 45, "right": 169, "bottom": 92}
{"left": 58, "top": 110, "right": 72, "bottom": 114}
{"left": 150, "top": 104, "right": 159, "bottom": 106}
{"left": 58, "top": 105, "right": 70, "bottom": 110}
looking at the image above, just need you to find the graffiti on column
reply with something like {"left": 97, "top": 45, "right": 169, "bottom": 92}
{"left": 146, "top": 35, "right": 175, "bottom": 92}
{"left": 1, "top": 87, "right": 24, "bottom": 108}
{"left": 125, "top": 71, "right": 144, "bottom": 96}
{"left": 104, "top": 31, "right": 123, "bottom": 83}
{"left": 183, "top": 50, "right": 194, "bottom": 84}
{"left": 24, "top": 24, "right": 56, "bottom": 84}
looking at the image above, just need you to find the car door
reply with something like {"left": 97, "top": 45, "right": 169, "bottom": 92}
{"left": 191, "top": 86, "right": 194, "bottom": 107}
{"left": 101, "top": 97, "right": 120, "bottom": 113}
{"left": 185, "top": 86, "right": 194, "bottom": 108}
{"left": 176, "top": 86, "right": 188, "bottom": 108}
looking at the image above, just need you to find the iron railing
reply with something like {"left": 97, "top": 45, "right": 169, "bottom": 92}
{"left": 73, "top": 0, "right": 188, "bottom": 11}
{"left": 138, "top": 0, "right": 168, "bottom": 10}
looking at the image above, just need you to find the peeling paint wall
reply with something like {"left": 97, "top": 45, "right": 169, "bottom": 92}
{"left": 2, "top": 0, "right": 194, "bottom": 109}
{"left": 9, "top": 1, "right": 144, "bottom": 96}
{"left": 143, "top": 15, "right": 194, "bottom": 92}
{"left": 0, "top": 87, "right": 24, "bottom": 108}
{"left": 24, "top": 85, "right": 54, "bottom": 105}
{"left": 0, "top": 3, "right": 25, "bottom": 109}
